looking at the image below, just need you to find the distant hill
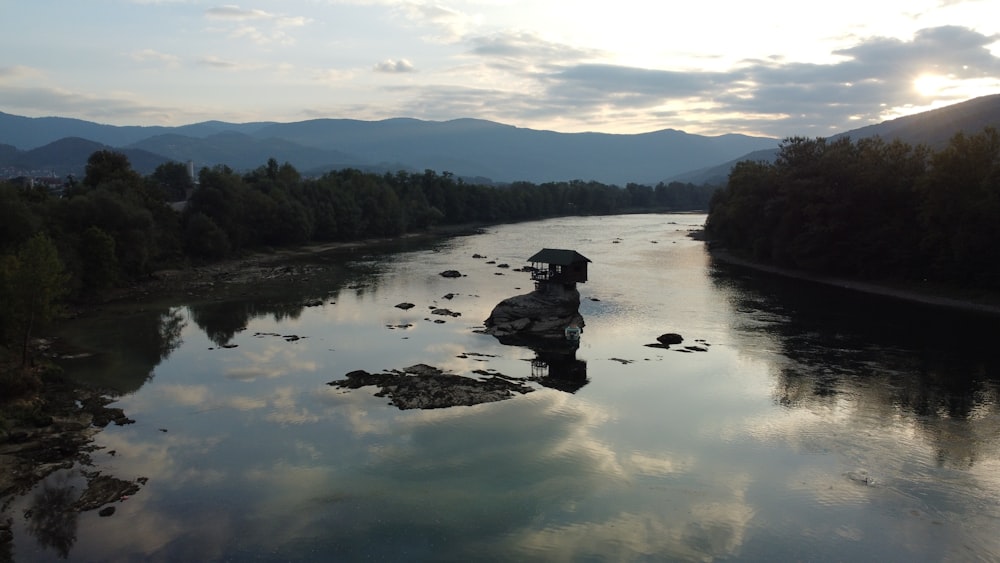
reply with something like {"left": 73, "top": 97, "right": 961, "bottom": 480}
{"left": 129, "top": 132, "right": 360, "bottom": 173}
{"left": 1, "top": 137, "right": 168, "bottom": 177}
{"left": 669, "top": 94, "right": 1000, "bottom": 185}
{"left": 5, "top": 95, "right": 997, "bottom": 185}
{"left": 0, "top": 112, "right": 777, "bottom": 185}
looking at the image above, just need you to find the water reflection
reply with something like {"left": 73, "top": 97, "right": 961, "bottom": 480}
{"left": 56, "top": 307, "right": 186, "bottom": 394}
{"left": 527, "top": 342, "right": 588, "bottom": 393}
{"left": 27, "top": 215, "right": 1000, "bottom": 560}
{"left": 25, "top": 472, "right": 79, "bottom": 559}
{"left": 710, "top": 258, "right": 1000, "bottom": 469}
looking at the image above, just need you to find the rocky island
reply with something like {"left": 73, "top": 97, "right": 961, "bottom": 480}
{"left": 482, "top": 248, "right": 590, "bottom": 344}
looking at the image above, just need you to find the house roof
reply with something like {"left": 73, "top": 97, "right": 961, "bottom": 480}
{"left": 527, "top": 248, "right": 591, "bottom": 265}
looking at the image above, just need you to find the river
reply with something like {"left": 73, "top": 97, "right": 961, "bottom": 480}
{"left": 8, "top": 213, "right": 1000, "bottom": 561}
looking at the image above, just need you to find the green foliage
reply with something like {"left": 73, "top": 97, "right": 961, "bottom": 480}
{"left": 184, "top": 212, "right": 232, "bottom": 259}
{"left": 83, "top": 149, "right": 143, "bottom": 189}
{"left": 78, "top": 226, "right": 119, "bottom": 295}
{"left": 0, "top": 183, "right": 42, "bottom": 254}
{"left": 707, "top": 127, "right": 999, "bottom": 288}
{"left": 0, "top": 233, "right": 69, "bottom": 366}
{"left": 149, "top": 161, "right": 195, "bottom": 202}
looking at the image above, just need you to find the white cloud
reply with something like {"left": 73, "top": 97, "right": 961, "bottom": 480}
{"left": 205, "top": 5, "right": 278, "bottom": 20}
{"left": 374, "top": 58, "right": 415, "bottom": 73}
{"left": 204, "top": 5, "right": 311, "bottom": 45}
{"left": 197, "top": 55, "right": 242, "bottom": 69}
{"left": 394, "top": 1, "right": 481, "bottom": 42}
{"left": 0, "top": 65, "right": 44, "bottom": 82}
{"left": 129, "top": 49, "right": 181, "bottom": 67}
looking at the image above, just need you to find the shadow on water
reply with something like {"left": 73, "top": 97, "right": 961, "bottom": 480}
{"left": 490, "top": 330, "right": 589, "bottom": 394}
{"left": 54, "top": 307, "right": 186, "bottom": 394}
{"left": 710, "top": 258, "right": 1000, "bottom": 466}
{"left": 526, "top": 341, "right": 589, "bottom": 393}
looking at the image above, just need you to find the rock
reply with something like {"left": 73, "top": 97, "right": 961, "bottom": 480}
{"left": 483, "top": 283, "right": 583, "bottom": 342}
{"left": 439, "top": 270, "right": 462, "bottom": 278}
{"left": 657, "top": 333, "right": 684, "bottom": 345}
{"left": 98, "top": 506, "right": 115, "bottom": 517}
{"left": 328, "top": 364, "right": 533, "bottom": 409}
{"left": 442, "top": 293, "right": 456, "bottom": 300}
{"left": 74, "top": 475, "right": 141, "bottom": 511}
{"left": 395, "top": 302, "right": 415, "bottom": 310}
{"left": 431, "top": 308, "right": 461, "bottom": 317}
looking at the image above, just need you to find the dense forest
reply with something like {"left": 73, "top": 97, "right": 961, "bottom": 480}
{"left": 706, "top": 127, "right": 1000, "bottom": 287}
{"left": 0, "top": 151, "right": 711, "bottom": 377}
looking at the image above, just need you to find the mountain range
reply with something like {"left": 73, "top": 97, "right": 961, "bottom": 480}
{"left": 672, "top": 94, "right": 1000, "bottom": 185}
{"left": 2, "top": 93, "right": 999, "bottom": 186}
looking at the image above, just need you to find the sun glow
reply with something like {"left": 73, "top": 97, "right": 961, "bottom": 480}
{"left": 914, "top": 74, "right": 950, "bottom": 97}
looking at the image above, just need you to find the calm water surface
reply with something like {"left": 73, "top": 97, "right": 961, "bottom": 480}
{"left": 10, "top": 213, "right": 1000, "bottom": 561}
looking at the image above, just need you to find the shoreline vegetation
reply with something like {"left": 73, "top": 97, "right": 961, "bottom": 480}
{"left": 708, "top": 247, "right": 1000, "bottom": 317}
{"left": 705, "top": 128, "right": 1000, "bottom": 318}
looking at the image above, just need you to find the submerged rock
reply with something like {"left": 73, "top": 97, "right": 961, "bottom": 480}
{"left": 329, "top": 364, "right": 533, "bottom": 410}
{"left": 74, "top": 474, "right": 142, "bottom": 511}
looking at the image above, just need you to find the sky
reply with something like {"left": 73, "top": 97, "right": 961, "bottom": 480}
{"left": 1, "top": 0, "right": 999, "bottom": 138}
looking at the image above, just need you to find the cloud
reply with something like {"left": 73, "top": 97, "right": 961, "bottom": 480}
{"left": 129, "top": 49, "right": 181, "bottom": 67}
{"left": 205, "top": 4, "right": 311, "bottom": 45}
{"left": 381, "top": 23, "right": 1000, "bottom": 136}
{"left": 374, "top": 58, "right": 416, "bottom": 73}
{"left": 0, "top": 65, "right": 43, "bottom": 81}
{"left": 206, "top": 4, "right": 309, "bottom": 28}
{"left": 205, "top": 5, "right": 277, "bottom": 21}
{"left": 197, "top": 55, "right": 243, "bottom": 69}
{"left": 469, "top": 31, "right": 602, "bottom": 64}
{"left": 0, "top": 85, "right": 180, "bottom": 124}
{"left": 394, "top": 2, "right": 479, "bottom": 42}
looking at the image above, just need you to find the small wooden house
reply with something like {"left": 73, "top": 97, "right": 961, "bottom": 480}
{"left": 527, "top": 248, "right": 591, "bottom": 288}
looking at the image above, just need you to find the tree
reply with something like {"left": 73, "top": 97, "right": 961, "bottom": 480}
{"left": 82, "top": 150, "right": 142, "bottom": 190}
{"left": 78, "top": 226, "right": 119, "bottom": 296}
{"left": 0, "top": 233, "right": 69, "bottom": 366}
{"left": 149, "top": 161, "right": 195, "bottom": 202}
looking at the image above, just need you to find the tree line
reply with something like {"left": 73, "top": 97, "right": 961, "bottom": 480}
{"left": 0, "top": 150, "right": 712, "bottom": 375}
{"left": 706, "top": 127, "right": 1000, "bottom": 287}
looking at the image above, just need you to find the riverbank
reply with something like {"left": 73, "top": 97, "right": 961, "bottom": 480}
{"left": 709, "top": 248, "right": 1000, "bottom": 317}
{"left": 103, "top": 225, "right": 489, "bottom": 304}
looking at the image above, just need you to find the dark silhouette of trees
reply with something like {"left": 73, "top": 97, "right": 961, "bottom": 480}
{"left": 707, "top": 127, "right": 999, "bottom": 287}
{"left": 0, "top": 233, "right": 68, "bottom": 367}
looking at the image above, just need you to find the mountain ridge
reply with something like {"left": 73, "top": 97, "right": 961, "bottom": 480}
{"left": 668, "top": 93, "right": 1000, "bottom": 184}
{"left": 0, "top": 111, "right": 778, "bottom": 184}
{"left": 3, "top": 94, "right": 998, "bottom": 185}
